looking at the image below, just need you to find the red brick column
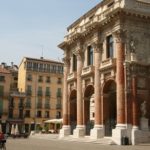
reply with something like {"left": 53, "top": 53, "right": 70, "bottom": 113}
{"left": 132, "top": 76, "right": 139, "bottom": 127}
{"left": 62, "top": 57, "right": 70, "bottom": 125}
{"left": 94, "top": 43, "right": 102, "bottom": 125}
{"left": 77, "top": 51, "right": 83, "bottom": 125}
{"left": 115, "top": 30, "right": 126, "bottom": 125}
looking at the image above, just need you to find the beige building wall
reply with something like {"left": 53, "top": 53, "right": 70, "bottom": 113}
{"left": 18, "top": 57, "right": 64, "bottom": 130}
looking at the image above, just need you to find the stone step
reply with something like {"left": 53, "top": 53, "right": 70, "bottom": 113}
{"left": 60, "top": 136, "right": 116, "bottom": 145}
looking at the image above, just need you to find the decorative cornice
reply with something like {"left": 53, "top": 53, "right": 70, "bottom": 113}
{"left": 62, "top": 57, "right": 70, "bottom": 67}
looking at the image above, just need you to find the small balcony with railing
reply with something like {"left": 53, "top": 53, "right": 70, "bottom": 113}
{"left": 100, "top": 58, "right": 116, "bottom": 71}
{"left": 81, "top": 65, "right": 95, "bottom": 77}
{"left": 67, "top": 72, "right": 77, "bottom": 81}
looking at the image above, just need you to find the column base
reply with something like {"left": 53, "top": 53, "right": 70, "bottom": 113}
{"left": 73, "top": 125, "right": 85, "bottom": 138}
{"left": 112, "top": 124, "right": 127, "bottom": 145}
{"left": 131, "top": 126, "right": 150, "bottom": 145}
{"left": 140, "top": 117, "right": 149, "bottom": 131}
{"left": 59, "top": 125, "right": 71, "bottom": 138}
{"left": 90, "top": 125, "right": 104, "bottom": 139}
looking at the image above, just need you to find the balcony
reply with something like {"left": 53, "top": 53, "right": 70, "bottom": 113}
{"left": 81, "top": 66, "right": 95, "bottom": 77}
{"left": 67, "top": 72, "right": 77, "bottom": 81}
{"left": 11, "top": 91, "right": 26, "bottom": 97}
{"left": 100, "top": 58, "right": 116, "bottom": 71}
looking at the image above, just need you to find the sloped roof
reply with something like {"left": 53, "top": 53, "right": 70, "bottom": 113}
{"left": 0, "top": 65, "right": 11, "bottom": 74}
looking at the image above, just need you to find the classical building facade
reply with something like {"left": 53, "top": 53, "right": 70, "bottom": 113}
{"left": 58, "top": 0, "right": 150, "bottom": 145}
{"left": 18, "top": 57, "right": 63, "bottom": 132}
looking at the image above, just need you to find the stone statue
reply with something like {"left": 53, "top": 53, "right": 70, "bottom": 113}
{"left": 140, "top": 101, "right": 147, "bottom": 118}
{"left": 130, "top": 39, "right": 136, "bottom": 53}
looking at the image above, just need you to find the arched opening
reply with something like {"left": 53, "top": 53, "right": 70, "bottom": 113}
{"left": 84, "top": 85, "right": 94, "bottom": 135}
{"left": 69, "top": 90, "right": 77, "bottom": 134}
{"left": 103, "top": 80, "right": 116, "bottom": 136}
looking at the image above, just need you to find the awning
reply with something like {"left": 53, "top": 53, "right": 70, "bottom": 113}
{"left": 44, "top": 118, "right": 63, "bottom": 124}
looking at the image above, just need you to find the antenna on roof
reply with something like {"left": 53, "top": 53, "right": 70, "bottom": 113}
{"left": 40, "top": 45, "right": 44, "bottom": 59}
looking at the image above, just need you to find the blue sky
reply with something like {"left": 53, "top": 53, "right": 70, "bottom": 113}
{"left": 0, "top": 0, "right": 101, "bottom": 65}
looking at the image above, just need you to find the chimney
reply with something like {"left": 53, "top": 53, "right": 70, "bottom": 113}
{"left": 1, "top": 62, "right": 6, "bottom": 68}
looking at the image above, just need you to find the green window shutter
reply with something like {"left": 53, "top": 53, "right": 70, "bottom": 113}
{"left": 0, "top": 86, "right": 4, "bottom": 97}
{"left": 0, "top": 99, "right": 3, "bottom": 114}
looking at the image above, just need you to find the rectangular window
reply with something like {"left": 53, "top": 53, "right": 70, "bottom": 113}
{"left": 26, "top": 85, "right": 32, "bottom": 96}
{"left": 27, "top": 74, "right": 32, "bottom": 81}
{"left": 45, "top": 111, "right": 49, "bottom": 118}
{"left": 57, "top": 78, "right": 62, "bottom": 84}
{"left": 45, "top": 87, "right": 50, "bottom": 97}
{"left": 38, "top": 76, "right": 43, "bottom": 82}
{"left": 87, "top": 46, "right": 93, "bottom": 66}
{"left": 9, "top": 109, "right": 13, "bottom": 118}
{"left": 46, "top": 76, "right": 50, "bottom": 83}
{"left": 0, "top": 76, "right": 5, "bottom": 82}
{"left": 37, "top": 98, "right": 42, "bottom": 109}
{"left": 73, "top": 54, "right": 77, "bottom": 71}
{"left": 56, "top": 111, "right": 61, "bottom": 119}
{"left": 38, "top": 86, "right": 43, "bottom": 96}
{"left": 37, "top": 111, "right": 42, "bottom": 118}
{"left": 25, "top": 110, "right": 30, "bottom": 117}
{"left": 0, "top": 86, "right": 4, "bottom": 97}
{"left": 19, "top": 109, "right": 23, "bottom": 119}
{"left": 57, "top": 88, "right": 62, "bottom": 97}
{"left": 107, "top": 35, "right": 114, "bottom": 58}
{"left": 25, "top": 98, "right": 31, "bottom": 108}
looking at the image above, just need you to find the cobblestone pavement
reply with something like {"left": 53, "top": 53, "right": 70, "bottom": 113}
{"left": 5, "top": 135, "right": 150, "bottom": 150}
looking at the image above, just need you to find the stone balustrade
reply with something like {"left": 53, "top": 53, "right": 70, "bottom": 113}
{"left": 81, "top": 66, "right": 95, "bottom": 77}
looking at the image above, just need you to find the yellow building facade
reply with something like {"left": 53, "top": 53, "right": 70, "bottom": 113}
{"left": 18, "top": 57, "right": 63, "bottom": 132}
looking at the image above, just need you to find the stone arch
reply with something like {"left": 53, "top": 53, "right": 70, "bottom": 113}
{"left": 83, "top": 84, "right": 94, "bottom": 135}
{"left": 102, "top": 79, "right": 116, "bottom": 136}
{"left": 69, "top": 89, "right": 77, "bottom": 134}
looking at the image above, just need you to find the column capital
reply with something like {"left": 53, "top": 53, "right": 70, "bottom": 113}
{"left": 63, "top": 57, "right": 70, "bottom": 67}
{"left": 113, "top": 29, "right": 126, "bottom": 43}
{"left": 92, "top": 41, "right": 103, "bottom": 53}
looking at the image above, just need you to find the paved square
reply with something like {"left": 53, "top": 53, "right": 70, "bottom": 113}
{"left": 5, "top": 136, "right": 150, "bottom": 150}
